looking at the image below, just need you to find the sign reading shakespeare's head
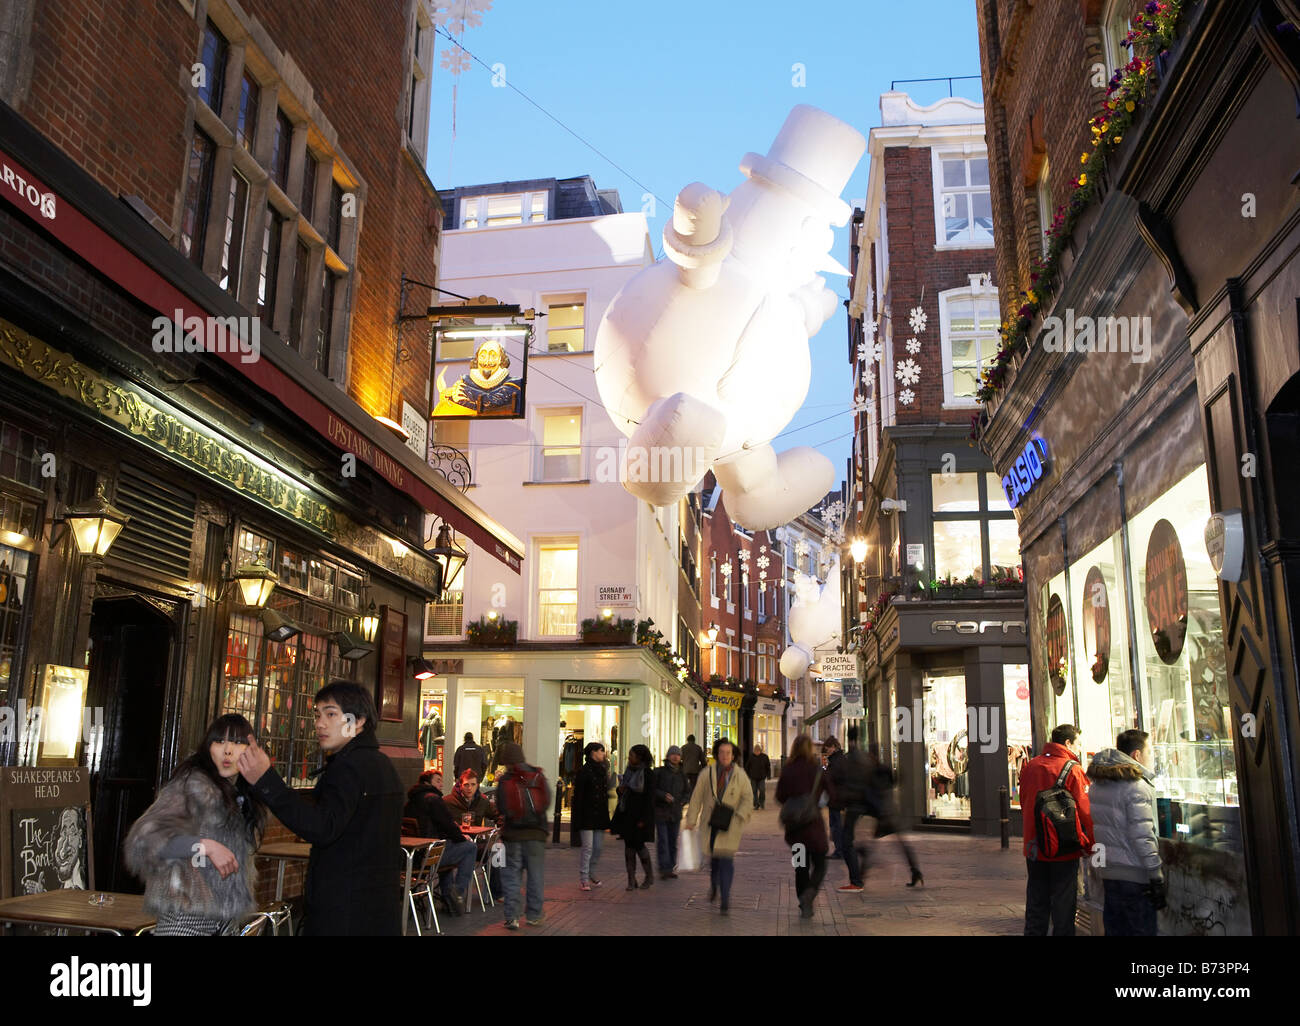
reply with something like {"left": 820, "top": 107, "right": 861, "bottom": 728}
{"left": 433, "top": 335, "right": 527, "bottom": 418}
{"left": 1082, "top": 566, "right": 1111, "bottom": 684}
{"left": 1145, "top": 519, "right": 1188, "bottom": 665}
{"left": 1046, "top": 593, "right": 1068, "bottom": 696}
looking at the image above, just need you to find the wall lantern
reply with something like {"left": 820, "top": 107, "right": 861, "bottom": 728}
{"left": 850, "top": 538, "right": 868, "bottom": 564}
{"left": 359, "top": 600, "right": 380, "bottom": 643}
{"left": 427, "top": 522, "right": 467, "bottom": 599}
{"left": 232, "top": 549, "right": 278, "bottom": 608}
{"left": 703, "top": 622, "right": 720, "bottom": 647}
{"left": 62, "top": 483, "right": 130, "bottom": 559}
{"left": 332, "top": 630, "right": 373, "bottom": 661}
{"left": 261, "top": 608, "right": 302, "bottom": 643}
{"left": 410, "top": 657, "right": 436, "bottom": 680}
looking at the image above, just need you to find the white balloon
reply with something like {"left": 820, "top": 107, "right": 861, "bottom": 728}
{"left": 594, "top": 105, "right": 866, "bottom": 530}
{"left": 779, "top": 562, "right": 843, "bottom": 681}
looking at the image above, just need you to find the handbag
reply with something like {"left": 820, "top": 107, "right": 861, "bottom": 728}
{"left": 707, "top": 767, "right": 735, "bottom": 831}
{"left": 779, "top": 768, "right": 823, "bottom": 831}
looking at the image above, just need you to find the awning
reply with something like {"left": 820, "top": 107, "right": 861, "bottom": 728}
{"left": 803, "top": 698, "right": 841, "bottom": 726}
{"left": 0, "top": 111, "right": 522, "bottom": 572}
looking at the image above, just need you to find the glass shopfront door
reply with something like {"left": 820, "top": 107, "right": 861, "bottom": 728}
{"left": 923, "top": 671, "right": 970, "bottom": 820}
{"left": 560, "top": 701, "right": 624, "bottom": 774}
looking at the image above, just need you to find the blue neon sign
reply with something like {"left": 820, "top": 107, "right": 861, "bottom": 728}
{"left": 1001, "top": 437, "right": 1050, "bottom": 509}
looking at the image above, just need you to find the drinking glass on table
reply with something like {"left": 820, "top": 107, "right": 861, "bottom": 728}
{"left": 462, "top": 813, "right": 472, "bottom": 827}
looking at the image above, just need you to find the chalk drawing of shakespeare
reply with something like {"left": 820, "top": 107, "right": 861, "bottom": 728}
{"left": 433, "top": 339, "right": 522, "bottom": 417}
{"left": 54, "top": 807, "right": 87, "bottom": 890}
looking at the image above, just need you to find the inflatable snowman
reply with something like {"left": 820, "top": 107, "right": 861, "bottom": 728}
{"left": 779, "top": 560, "right": 843, "bottom": 680}
{"left": 594, "top": 105, "right": 866, "bottom": 530}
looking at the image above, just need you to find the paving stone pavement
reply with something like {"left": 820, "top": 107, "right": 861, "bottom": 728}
{"left": 415, "top": 783, "right": 1028, "bottom": 937}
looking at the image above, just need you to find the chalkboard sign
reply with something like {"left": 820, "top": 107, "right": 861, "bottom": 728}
{"left": 0, "top": 767, "right": 94, "bottom": 898}
{"left": 377, "top": 606, "right": 407, "bottom": 723}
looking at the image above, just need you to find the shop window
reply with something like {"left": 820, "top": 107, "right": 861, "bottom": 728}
{"left": 1126, "top": 466, "right": 1237, "bottom": 845}
{"left": 537, "top": 409, "right": 582, "bottom": 481}
{"left": 931, "top": 472, "right": 1020, "bottom": 582}
{"left": 180, "top": 129, "right": 216, "bottom": 264}
{"left": 933, "top": 519, "right": 981, "bottom": 580}
{"left": 932, "top": 151, "right": 993, "bottom": 247}
{"left": 1003, "top": 664, "right": 1032, "bottom": 809}
{"left": 0, "top": 420, "right": 50, "bottom": 490}
{"left": 461, "top": 687, "right": 524, "bottom": 780}
{"left": 933, "top": 472, "right": 980, "bottom": 512}
{"left": 218, "top": 170, "right": 249, "bottom": 298}
{"left": 196, "top": 19, "right": 228, "bottom": 114}
{"left": 536, "top": 540, "right": 578, "bottom": 636}
{"left": 1069, "top": 532, "right": 1136, "bottom": 760}
{"left": 923, "top": 671, "right": 970, "bottom": 819}
{"left": 0, "top": 541, "right": 35, "bottom": 709}
{"left": 559, "top": 701, "right": 620, "bottom": 773}
{"left": 236, "top": 71, "right": 260, "bottom": 152}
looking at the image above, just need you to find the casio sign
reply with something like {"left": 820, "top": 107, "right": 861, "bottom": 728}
{"left": 931, "top": 620, "right": 1027, "bottom": 635}
{"left": 1001, "top": 437, "right": 1049, "bottom": 509}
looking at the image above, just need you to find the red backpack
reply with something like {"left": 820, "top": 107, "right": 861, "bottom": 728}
{"left": 497, "top": 765, "right": 550, "bottom": 830}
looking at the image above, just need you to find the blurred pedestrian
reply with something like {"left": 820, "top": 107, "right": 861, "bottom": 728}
{"left": 823, "top": 736, "right": 845, "bottom": 858}
{"left": 495, "top": 741, "right": 552, "bottom": 930}
{"left": 572, "top": 741, "right": 612, "bottom": 891}
{"left": 611, "top": 743, "right": 656, "bottom": 889}
{"left": 829, "top": 725, "right": 875, "bottom": 893}
{"left": 684, "top": 737, "right": 753, "bottom": 914}
{"left": 654, "top": 746, "right": 689, "bottom": 878}
{"left": 777, "top": 733, "right": 837, "bottom": 918}
{"left": 680, "top": 734, "right": 705, "bottom": 794}
{"left": 239, "top": 681, "right": 404, "bottom": 935}
{"left": 124, "top": 714, "right": 267, "bottom": 935}
{"left": 865, "top": 743, "right": 924, "bottom": 887}
{"left": 746, "top": 744, "right": 771, "bottom": 810}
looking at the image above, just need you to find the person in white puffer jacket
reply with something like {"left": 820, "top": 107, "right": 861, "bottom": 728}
{"left": 1086, "top": 729, "right": 1166, "bottom": 936}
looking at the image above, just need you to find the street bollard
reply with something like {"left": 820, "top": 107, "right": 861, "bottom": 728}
{"left": 999, "top": 785, "right": 1010, "bottom": 850}
{"left": 552, "top": 779, "right": 564, "bottom": 844}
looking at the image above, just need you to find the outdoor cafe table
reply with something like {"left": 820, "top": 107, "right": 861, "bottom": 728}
{"left": 0, "top": 890, "right": 155, "bottom": 936}
{"left": 255, "top": 841, "right": 312, "bottom": 903}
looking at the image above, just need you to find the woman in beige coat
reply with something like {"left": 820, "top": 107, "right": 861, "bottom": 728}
{"left": 684, "top": 737, "right": 753, "bottom": 914}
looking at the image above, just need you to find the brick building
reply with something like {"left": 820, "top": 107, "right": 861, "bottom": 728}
{"left": 845, "top": 90, "right": 1028, "bottom": 837}
{"left": 971, "top": 0, "right": 1300, "bottom": 934}
{"left": 0, "top": 0, "right": 520, "bottom": 904}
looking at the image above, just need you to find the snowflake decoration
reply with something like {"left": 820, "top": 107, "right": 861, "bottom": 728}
{"left": 860, "top": 366, "right": 873, "bottom": 387}
{"left": 439, "top": 44, "right": 473, "bottom": 73}
{"left": 719, "top": 560, "right": 733, "bottom": 578}
{"left": 434, "top": 0, "right": 493, "bottom": 29}
{"left": 856, "top": 341, "right": 869, "bottom": 362}
{"left": 905, "top": 337, "right": 921, "bottom": 355}
{"left": 899, "top": 387, "right": 916, "bottom": 406}
{"left": 760, "top": 545, "right": 767, "bottom": 554}
{"left": 795, "top": 538, "right": 810, "bottom": 559}
{"left": 757, "top": 555, "right": 770, "bottom": 571}
{"left": 909, "top": 306, "right": 927, "bottom": 334}
{"left": 895, "top": 358, "right": 921, "bottom": 386}
{"left": 871, "top": 341, "right": 883, "bottom": 363}
{"left": 864, "top": 317, "right": 878, "bottom": 340}
{"left": 852, "top": 392, "right": 868, "bottom": 413}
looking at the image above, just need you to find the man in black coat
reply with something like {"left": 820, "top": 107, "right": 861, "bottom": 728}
{"left": 680, "top": 734, "right": 705, "bottom": 794}
{"left": 239, "top": 681, "right": 404, "bottom": 935}
{"left": 745, "top": 744, "right": 772, "bottom": 809}
{"left": 453, "top": 732, "right": 488, "bottom": 779}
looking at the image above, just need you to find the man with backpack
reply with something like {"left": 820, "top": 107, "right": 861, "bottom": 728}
{"left": 495, "top": 741, "right": 552, "bottom": 930}
{"left": 1020, "top": 723, "right": 1094, "bottom": 936}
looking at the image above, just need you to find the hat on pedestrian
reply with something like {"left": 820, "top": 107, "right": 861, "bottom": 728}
{"left": 498, "top": 741, "right": 525, "bottom": 767}
{"left": 666, "top": 745, "right": 682, "bottom": 758}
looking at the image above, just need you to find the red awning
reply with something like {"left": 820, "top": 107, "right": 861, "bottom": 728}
{"left": 0, "top": 146, "right": 520, "bottom": 572}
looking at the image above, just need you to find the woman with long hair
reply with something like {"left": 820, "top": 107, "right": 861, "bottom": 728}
{"left": 123, "top": 714, "right": 268, "bottom": 936}
{"left": 683, "top": 737, "right": 753, "bottom": 914}
{"left": 777, "top": 733, "right": 837, "bottom": 919}
{"left": 610, "top": 743, "right": 656, "bottom": 890}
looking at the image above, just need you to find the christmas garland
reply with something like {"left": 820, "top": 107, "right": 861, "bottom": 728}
{"left": 972, "top": 1, "right": 1186, "bottom": 427}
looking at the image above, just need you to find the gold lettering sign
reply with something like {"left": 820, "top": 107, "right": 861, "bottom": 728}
{"left": 0, "top": 319, "right": 336, "bottom": 536}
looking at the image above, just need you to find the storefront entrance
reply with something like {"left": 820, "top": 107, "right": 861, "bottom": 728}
{"left": 85, "top": 593, "right": 176, "bottom": 893}
{"left": 922, "top": 671, "right": 970, "bottom": 820}
{"left": 560, "top": 702, "right": 624, "bottom": 774}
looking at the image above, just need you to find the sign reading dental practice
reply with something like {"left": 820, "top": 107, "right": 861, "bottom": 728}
{"left": 817, "top": 653, "right": 858, "bottom": 680}
{"left": 595, "top": 585, "right": 634, "bottom": 608}
{"left": 1001, "top": 437, "right": 1050, "bottom": 509}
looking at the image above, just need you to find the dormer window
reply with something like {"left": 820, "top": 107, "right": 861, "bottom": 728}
{"left": 459, "top": 191, "right": 548, "bottom": 229}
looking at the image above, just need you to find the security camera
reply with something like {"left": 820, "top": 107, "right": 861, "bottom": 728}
{"left": 879, "top": 498, "right": 907, "bottom": 514}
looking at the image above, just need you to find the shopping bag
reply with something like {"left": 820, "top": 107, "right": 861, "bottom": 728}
{"left": 679, "top": 825, "right": 700, "bottom": 872}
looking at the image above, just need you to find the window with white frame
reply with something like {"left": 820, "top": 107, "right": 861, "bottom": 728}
{"left": 536, "top": 408, "right": 582, "bottom": 481}
{"left": 544, "top": 297, "right": 586, "bottom": 353}
{"left": 710, "top": 553, "right": 717, "bottom": 599}
{"left": 933, "top": 151, "right": 993, "bottom": 246}
{"left": 459, "top": 191, "right": 547, "bottom": 229}
{"left": 405, "top": 1, "right": 434, "bottom": 161}
{"left": 1102, "top": 0, "right": 1133, "bottom": 79}
{"left": 1036, "top": 156, "right": 1052, "bottom": 256}
{"left": 536, "top": 540, "right": 578, "bottom": 636}
{"left": 426, "top": 590, "right": 464, "bottom": 637}
{"left": 939, "top": 284, "right": 1001, "bottom": 404}
{"left": 758, "top": 583, "right": 766, "bottom": 619}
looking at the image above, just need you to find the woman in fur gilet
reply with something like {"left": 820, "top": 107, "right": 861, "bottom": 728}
{"left": 123, "top": 714, "right": 267, "bottom": 936}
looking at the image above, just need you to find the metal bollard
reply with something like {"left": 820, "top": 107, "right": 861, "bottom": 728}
{"left": 552, "top": 779, "right": 564, "bottom": 844}
{"left": 999, "top": 785, "right": 1010, "bottom": 850}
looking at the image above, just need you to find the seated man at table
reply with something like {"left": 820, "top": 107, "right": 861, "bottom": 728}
{"left": 445, "top": 769, "right": 500, "bottom": 826}
{"left": 238, "top": 681, "right": 404, "bottom": 935}
{"left": 404, "top": 771, "right": 476, "bottom": 915}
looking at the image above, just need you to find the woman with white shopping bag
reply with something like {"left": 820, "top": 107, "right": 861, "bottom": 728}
{"left": 682, "top": 737, "right": 753, "bottom": 914}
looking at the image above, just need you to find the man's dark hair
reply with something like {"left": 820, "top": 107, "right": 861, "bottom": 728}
{"left": 1050, "top": 723, "right": 1080, "bottom": 746}
{"left": 823, "top": 737, "right": 840, "bottom": 752}
{"left": 314, "top": 680, "right": 378, "bottom": 735}
{"left": 1117, "top": 728, "right": 1149, "bottom": 757}
{"left": 464, "top": 732, "right": 474, "bottom": 743}
{"left": 687, "top": 734, "right": 696, "bottom": 743}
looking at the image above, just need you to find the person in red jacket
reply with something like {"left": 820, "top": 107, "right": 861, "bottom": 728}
{"left": 1020, "top": 723, "right": 1094, "bottom": 936}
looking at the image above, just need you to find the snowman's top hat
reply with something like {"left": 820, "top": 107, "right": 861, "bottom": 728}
{"left": 739, "top": 105, "right": 866, "bottom": 227}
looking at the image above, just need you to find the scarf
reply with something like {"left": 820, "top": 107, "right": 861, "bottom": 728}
{"left": 622, "top": 765, "right": 645, "bottom": 793}
{"left": 716, "top": 762, "right": 733, "bottom": 796}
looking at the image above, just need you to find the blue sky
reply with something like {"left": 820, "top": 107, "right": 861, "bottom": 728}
{"left": 426, "top": 0, "right": 983, "bottom": 482}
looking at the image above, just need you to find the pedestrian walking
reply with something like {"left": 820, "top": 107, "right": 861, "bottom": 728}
{"left": 865, "top": 743, "right": 924, "bottom": 887}
{"left": 453, "top": 732, "right": 488, "bottom": 780}
{"left": 1086, "top": 728, "right": 1165, "bottom": 936}
{"left": 402, "top": 771, "right": 476, "bottom": 916}
{"left": 777, "top": 733, "right": 837, "bottom": 918}
{"left": 571, "top": 741, "right": 612, "bottom": 890}
{"left": 828, "top": 725, "right": 875, "bottom": 893}
{"left": 495, "top": 741, "right": 552, "bottom": 930}
{"left": 238, "top": 681, "right": 404, "bottom": 935}
{"left": 1020, "top": 723, "right": 1094, "bottom": 936}
{"left": 445, "top": 768, "right": 498, "bottom": 826}
{"left": 823, "top": 736, "right": 845, "bottom": 858}
{"left": 611, "top": 743, "right": 656, "bottom": 889}
{"left": 683, "top": 737, "right": 753, "bottom": 914}
{"left": 653, "top": 745, "right": 689, "bottom": 878}
{"left": 680, "top": 734, "right": 705, "bottom": 794}
{"left": 123, "top": 714, "right": 267, "bottom": 936}
{"left": 746, "top": 744, "right": 771, "bottom": 810}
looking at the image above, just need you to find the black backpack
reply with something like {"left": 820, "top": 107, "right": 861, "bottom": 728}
{"left": 1034, "top": 760, "right": 1084, "bottom": 858}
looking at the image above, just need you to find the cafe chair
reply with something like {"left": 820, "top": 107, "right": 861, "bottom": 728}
{"left": 404, "top": 841, "right": 444, "bottom": 936}
{"left": 471, "top": 827, "right": 500, "bottom": 913}
{"left": 258, "top": 900, "right": 294, "bottom": 936}
{"left": 237, "top": 912, "right": 271, "bottom": 936}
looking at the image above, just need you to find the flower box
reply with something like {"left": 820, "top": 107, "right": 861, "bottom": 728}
{"left": 465, "top": 617, "right": 517, "bottom": 646}
{"left": 957, "top": 587, "right": 983, "bottom": 601}
{"left": 580, "top": 619, "right": 635, "bottom": 645}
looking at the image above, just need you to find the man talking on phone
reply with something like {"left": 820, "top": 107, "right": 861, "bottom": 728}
{"left": 238, "top": 680, "right": 404, "bottom": 935}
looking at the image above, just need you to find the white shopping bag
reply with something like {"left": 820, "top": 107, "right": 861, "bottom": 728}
{"left": 678, "top": 826, "right": 700, "bottom": 872}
